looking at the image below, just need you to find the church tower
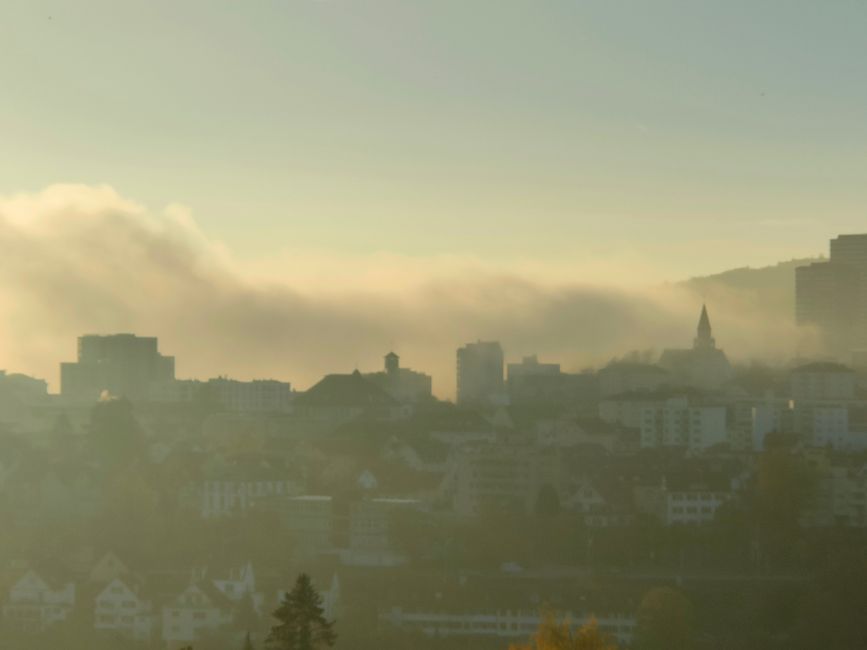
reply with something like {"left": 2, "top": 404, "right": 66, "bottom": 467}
{"left": 694, "top": 304, "right": 716, "bottom": 350}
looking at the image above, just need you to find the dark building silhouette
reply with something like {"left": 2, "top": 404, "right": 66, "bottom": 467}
{"left": 294, "top": 370, "right": 403, "bottom": 425}
{"left": 60, "top": 334, "right": 175, "bottom": 402}
{"left": 364, "top": 352, "right": 432, "bottom": 403}
{"left": 506, "top": 355, "right": 598, "bottom": 411}
{"left": 796, "top": 234, "right": 867, "bottom": 356}
{"left": 658, "top": 305, "right": 733, "bottom": 389}
{"left": 456, "top": 341, "right": 505, "bottom": 406}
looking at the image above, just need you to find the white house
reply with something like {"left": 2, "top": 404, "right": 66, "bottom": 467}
{"left": 161, "top": 582, "right": 234, "bottom": 647}
{"left": 94, "top": 577, "right": 155, "bottom": 642}
{"left": 2, "top": 569, "right": 75, "bottom": 633}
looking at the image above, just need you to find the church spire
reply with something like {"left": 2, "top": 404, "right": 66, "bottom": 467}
{"left": 694, "top": 304, "right": 715, "bottom": 349}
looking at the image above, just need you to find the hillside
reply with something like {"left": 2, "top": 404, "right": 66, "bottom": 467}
{"left": 679, "top": 257, "right": 822, "bottom": 318}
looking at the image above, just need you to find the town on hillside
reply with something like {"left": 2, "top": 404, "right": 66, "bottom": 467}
{"left": 2, "top": 235, "right": 867, "bottom": 650}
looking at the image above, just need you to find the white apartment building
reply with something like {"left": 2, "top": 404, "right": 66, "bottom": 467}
{"left": 200, "top": 477, "right": 303, "bottom": 518}
{"left": 380, "top": 607, "right": 635, "bottom": 646}
{"left": 636, "top": 482, "right": 732, "bottom": 526}
{"left": 810, "top": 406, "right": 867, "bottom": 450}
{"left": 639, "top": 397, "right": 727, "bottom": 450}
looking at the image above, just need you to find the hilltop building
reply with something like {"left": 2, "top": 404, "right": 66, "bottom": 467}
{"left": 365, "top": 352, "right": 432, "bottom": 403}
{"left": 294, "top": 370, "right": 407, "bottom": 427}
{"left": 659, "top": 305, "right": 733, "bottom": 390}
{"left": 60, "top": 334, "right": 175, "bottom": 402}
{"left": 456, "top": 341, "right": 505, "bottom": 406}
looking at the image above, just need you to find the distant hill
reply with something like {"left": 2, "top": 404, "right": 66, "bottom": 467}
{"left": 679, "top": 257, "right": 822, "bottom": 318}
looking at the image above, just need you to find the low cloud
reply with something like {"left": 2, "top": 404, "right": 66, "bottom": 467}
{"left": 0, "top": 185, "right": 813, "bottom": 398}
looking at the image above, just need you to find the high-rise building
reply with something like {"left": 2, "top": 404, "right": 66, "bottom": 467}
{"left": 456, "top": 340, "right": 505, "bottom": 406}
{"left": 60, "top": 334, "right": 175, "bottom": 402}
{"left": 796, "top": 234, "right": 867, "bottom": 355}
{"left": 830, "top": 234, "right": 867, "bottom": 269}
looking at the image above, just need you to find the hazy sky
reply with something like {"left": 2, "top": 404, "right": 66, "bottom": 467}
{"left": 3, "top": 0, "right": 866, "bottom": 281}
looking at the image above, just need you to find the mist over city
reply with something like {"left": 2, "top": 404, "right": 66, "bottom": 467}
{"left": 2, "top": 2, "right": 867, "bottom": 650}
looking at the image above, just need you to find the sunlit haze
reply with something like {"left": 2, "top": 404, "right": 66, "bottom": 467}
{"left": 1, "top": 4, "right": 866, "bottom": 650}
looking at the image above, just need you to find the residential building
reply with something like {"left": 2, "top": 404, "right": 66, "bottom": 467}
{"left": 639, "top": 396, "right": 727, "bottom": 450}
{"left": 2, "top": 569, "right": 76, "bottom": 633}
{"left": 506, "top": 356, "right": 597, "bottom": 409}
{"left": 150, "top": 377, "right": 293, "bottom": 412}
{"left": 790, "top": 362, "right": 861, "bottom": 438}
{"left": 790, "top": 362, "right": 856, "bottom": 401}
{"left": 636, "top": 480, "right": 732, "bottom": 526}
{"left": 199, "top": 474, "right": 303, "bottom": 518}
{"left": 748, "top": 399, "right": 795, "bottom": 451}
{"left": 451, "top": 444, "right": 561, "bottom": 516}
{"left": 161, "top": 582, "right": 234, "bottom": 647}
{"left": 800, "top": 450, "right": 867, "bottom": 528}
{"left": 94, "top": 577, "right": 154, "bottom": 642}
{"left": 381, "top": 607, "right": 635, "bottom": 645}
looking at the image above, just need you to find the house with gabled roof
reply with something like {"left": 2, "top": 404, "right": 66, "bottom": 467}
{"left": 88, "top": 551, "right": 131, "bottom": 585}
{"left": 161, "top": 580, "right": 234, "bottom": 646}
{"left": 2, "top": 567, "right": 75, "bottom": 633}
{"left": 94, "top": 575, "right": 155, "bottom": 641}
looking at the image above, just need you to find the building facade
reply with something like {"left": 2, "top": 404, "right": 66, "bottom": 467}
{"left": 456, "top": 341, "right": 505, "bottom": 406}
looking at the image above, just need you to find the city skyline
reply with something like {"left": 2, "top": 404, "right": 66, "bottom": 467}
{"left": 0, "top": 183, "right": 840, "bottom": 399}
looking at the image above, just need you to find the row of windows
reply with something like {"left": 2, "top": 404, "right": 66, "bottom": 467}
{"left": 671, "top": 493, "right": 725, "bottom": 501}
{"left": 671, "top": 506, "right": 714, "bottom": 515}
{"left": 98, "top": 599, "right": 138, "bottom": 609}
{"left": 97, "top": 614, "right": 135, "bottom": 624}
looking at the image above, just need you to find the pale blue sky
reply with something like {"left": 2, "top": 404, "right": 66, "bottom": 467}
{"left": 2, "top": 0, "right": 866, "bottom": 279}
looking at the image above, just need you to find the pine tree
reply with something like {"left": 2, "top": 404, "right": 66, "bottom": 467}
{"left": 266, "top": 573, "right": 336, "bottom": 650}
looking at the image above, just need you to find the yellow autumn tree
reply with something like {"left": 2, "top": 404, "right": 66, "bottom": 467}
{"left": 510, "top": 614, "right": 619, "bottom": 650}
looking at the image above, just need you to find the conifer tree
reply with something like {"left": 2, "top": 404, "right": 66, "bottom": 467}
{"left": 266, "top": 573, "right": 336, "bottom": 650}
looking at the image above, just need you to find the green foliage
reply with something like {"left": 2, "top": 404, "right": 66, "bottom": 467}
{"left": 266, "top": 573, "right": 336, "bottom": 650}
